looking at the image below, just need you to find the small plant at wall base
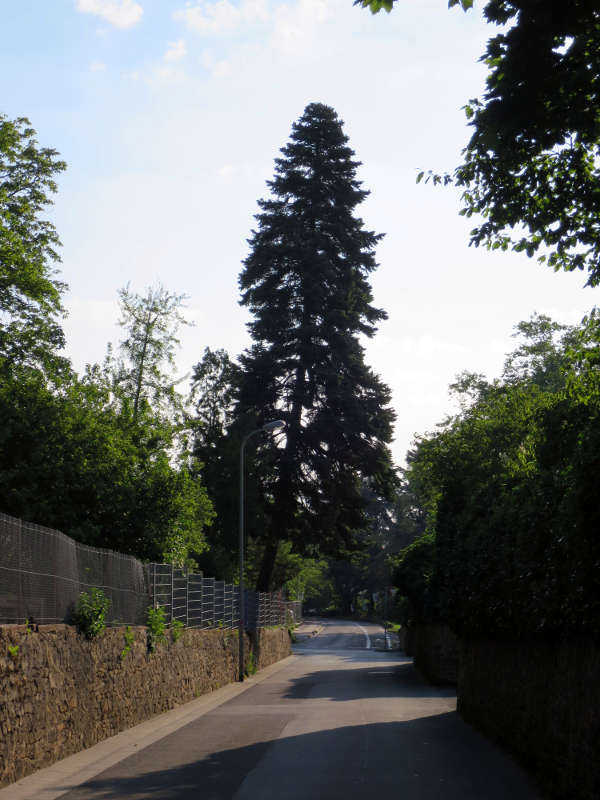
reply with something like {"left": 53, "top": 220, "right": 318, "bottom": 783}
{"left": 74, "top": 587, "right": 110, "bottom": 640}
{"left": 146, "top": 605, "right": 166, "bottom": 653}
{"left": 171, "top": 619, "right": 184, "bottom": 643}
{"left": 245, "top": 650, "right": 257, "bottom": 677}
{"left": 120, "top": 626, "right": 135, "bottom": 661}
{"left": 7, "top": 644, "right": 19, "bottom": 658}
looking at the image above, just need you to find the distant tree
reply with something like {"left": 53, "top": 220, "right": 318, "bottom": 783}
{"left": 111, "top": 283, "right": 190, "bottom": 421}
{"left": 237, "top": 102, "right": 397, "bottom": 591}
{"left": 191, "top": 347, "right": 238, "bottom": 455}
{"left": 189, "top": 348, "right": 242, "bottom": 580}
{"left": 0, "top": 115, "right": 68, "bottom": 375}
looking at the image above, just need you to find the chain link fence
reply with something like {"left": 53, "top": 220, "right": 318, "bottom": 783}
{"left": 0, "top": 512, "right": 301, "bottom": 629}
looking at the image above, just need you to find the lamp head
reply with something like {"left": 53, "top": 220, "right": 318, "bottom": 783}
{"left": 262, "top": 419, "right": 285, "bottom": 432}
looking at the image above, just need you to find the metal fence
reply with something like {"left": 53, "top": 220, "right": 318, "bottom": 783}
{"left": 0, "top": 511, "right": 301, "bottom": 629}
{"left": 148, "top": 564, "right": 301, "bottom": 629}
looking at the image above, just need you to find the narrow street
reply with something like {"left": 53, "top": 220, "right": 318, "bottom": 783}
{"left": 5, "top": 619, "right": 540, "bottom": 799}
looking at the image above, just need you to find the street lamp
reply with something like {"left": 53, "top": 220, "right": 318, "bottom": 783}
{"left": 238, "top": 419, "right": 285, "bottom": 681}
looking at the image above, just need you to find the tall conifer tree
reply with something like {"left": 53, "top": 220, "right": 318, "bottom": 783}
{"left": 238, "top": 103, "right": 396, "bottom": 590}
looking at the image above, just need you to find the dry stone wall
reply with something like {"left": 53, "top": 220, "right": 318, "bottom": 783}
{"left": 0, "top": 624, "right": 291, "bottom": 787}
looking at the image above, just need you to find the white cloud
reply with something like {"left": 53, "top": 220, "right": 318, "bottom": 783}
{"left": 270, "top": 0, "right": 333, "bottom": 54}
{"left": 217, "top": 163, "right": 236, "bottom": 177}
{"left": 165, "top": 39, "right": 187, "bottom": 62}
{"left": 76, "top": 0, "right": 143, "bottom": 29}
{"left": 201, "top": 50, "right": 233, "bottom": 78}
{"left": 175, "top": 0, "right": 270, "bottom": 37}
{"left": 89, "top": 60, "right": 107, "bottom": 71}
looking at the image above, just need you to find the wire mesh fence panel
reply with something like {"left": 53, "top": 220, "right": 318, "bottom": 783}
{"left": 171, "top": 568, "right": 188, "bottom": 625}
{"left": 201, "top": 577, "right": 215, "bottom": 629}
{"left": 0, "top": 512, "right": 150, "bottom": 625}
{"left": 149, "top": 563, "right": 173, "bottom": 620}
{"left": 213, "top": 581, "right": 224, "bottom": 628}
{"left": 232, "top": 585, "right": 240, "bottom": 630}
{"left": 245, "top": 589, "right": 259, "bottom": 630}
{"left": 223, "top": 583, "right": 234, "bottom": 629}
{"left": 187, "top": 573, "right": 203, "bottom": 628}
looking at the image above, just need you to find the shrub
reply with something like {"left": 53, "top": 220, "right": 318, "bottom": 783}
{"left": 245, "top": 650, "right": 257, "bottom": 676}
{"left": 171, "top": 619, "right": 185, "bottom": 643}
{"left": 74, "top": 587, "right": 110, "bottom": 639}
{"left": 120, "top": 625, "right": 135, "bottom": 661}
{"left": 146, "top": 605, "right": 166, "bottom": 652}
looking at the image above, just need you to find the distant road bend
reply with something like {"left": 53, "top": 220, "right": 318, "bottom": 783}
{"left": 6, "top": 618, "right": 540, "bottom": 800}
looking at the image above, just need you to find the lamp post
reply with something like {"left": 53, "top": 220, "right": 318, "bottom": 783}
{"left": 239, "top": 419, "right": 285, "bottom": 681}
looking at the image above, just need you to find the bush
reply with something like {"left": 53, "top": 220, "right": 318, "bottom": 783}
{"left": 74, "top": 587, "right": 110, "bottom": 639}
{"left": 171, "top": 619, "right": 185, "bottom": 643}
{"left": 146, "top": 605, "right": 166, "bottom": 652}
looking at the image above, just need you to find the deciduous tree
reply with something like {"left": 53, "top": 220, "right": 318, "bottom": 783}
{"left": 359, "top": 1, "right": 600, "bottom": 285}
{"left": 0, "top": 115, "right": 68, "bottom": 375}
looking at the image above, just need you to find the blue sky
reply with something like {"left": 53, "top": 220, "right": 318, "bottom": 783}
{"left": 2, "top": 0, "right": 597, "bottom": 464}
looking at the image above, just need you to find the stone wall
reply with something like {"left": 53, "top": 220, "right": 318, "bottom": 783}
{"left": 0, "top": 623, "right": 291, "bottom": 787}
{"left": 458, "top": 637, "right": 600, "bottom": 800}
{"left": 405, "top": 623, "right": 459, "bottom": 685}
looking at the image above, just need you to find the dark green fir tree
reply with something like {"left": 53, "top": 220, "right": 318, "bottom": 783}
{"left": 237, "top": 102, "right": 397, "bottom": 591}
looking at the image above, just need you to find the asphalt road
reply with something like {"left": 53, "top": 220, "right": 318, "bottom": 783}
{"left": 29, "top": 619, "right": 540, "bottom": 799}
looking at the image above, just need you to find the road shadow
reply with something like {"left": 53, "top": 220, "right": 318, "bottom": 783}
{"left": 56, "top": 713, "right": 540, "bottom": 800}
{"left": 284, "top": 659, "right": 457, "bottom": 700}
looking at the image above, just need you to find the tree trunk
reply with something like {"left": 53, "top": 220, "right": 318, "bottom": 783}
{"left": 256, "top": 541, "right": 279, "bottom": 592}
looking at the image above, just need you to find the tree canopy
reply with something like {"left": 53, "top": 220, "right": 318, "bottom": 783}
{"left": 359, "top": 1, "right": 600, "bottom": 286}
{"left": 0, "top": 115, "right": 68, "bottom": 375}
{"left": 393, "top": 311, "right": 600, "bottom": 638}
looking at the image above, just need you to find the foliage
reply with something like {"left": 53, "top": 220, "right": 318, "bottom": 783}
{"left": 171, "top": 619, "right": 185, "bottom": 642}
{"left": 0, "top": 115, "right": 69, "bottom": 376}
{"left": 74, "top": 587, "right": 110, "bottom": 640}
{"left": 391, "top": 533, "right": 437, "bottom": 626}
{"left": 120, "top": 625, "right": 135, "bottom": 661}
{"left": 110, "top": 283, "right": 191, "bottom": 421}
{"left": 7, "top": 644, "right": 19, "bottom": 658}
{"left": 0, "top": 117, "right": 212, "bottom": 567}
{"left": 146, "top": 605, "right": 167, "bottom": 652}
{"left": 412, "top": 2, "right": 600, "bottom": 285}
{"left": 0, "top": 365, "right": 212, "bottom": 564}
{"left": 356, "top": 0, "right": 473, "bottom": 14}
{"left": 236, "top": 102, "right": 397, "bottom": 590}
{"left": 397, "top": 312, "right": 600, "bottom": 639}
{"left": 190, "top": 348, "right": 242, "bottom": 580}
{"left": 244, "top": 649, "right": 257, "bottom": 676}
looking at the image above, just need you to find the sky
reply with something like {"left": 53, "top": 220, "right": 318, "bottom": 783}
{"left": 1, "top": 0, "right": 597, "bottom": 466}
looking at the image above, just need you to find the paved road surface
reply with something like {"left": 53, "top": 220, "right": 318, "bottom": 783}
{"left": 5, "top": 619, "right": 540, "bottom": 799}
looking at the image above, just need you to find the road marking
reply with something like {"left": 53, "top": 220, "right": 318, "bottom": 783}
{"left": 353, "top": 622, "right": 371, "bottom": 649}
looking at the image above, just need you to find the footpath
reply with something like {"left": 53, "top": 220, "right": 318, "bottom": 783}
{"left": 292, "top": 620, "right": 323, "bottom": 642}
